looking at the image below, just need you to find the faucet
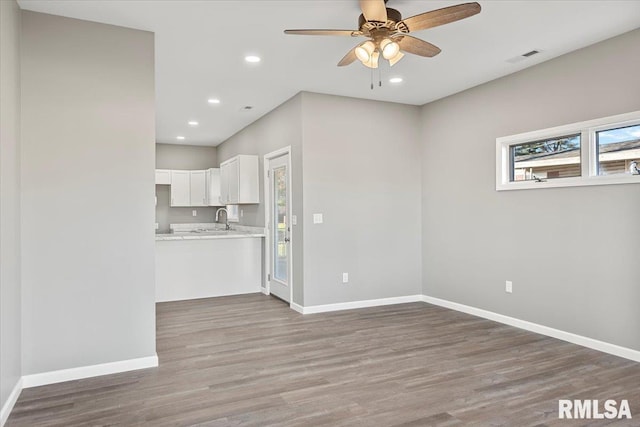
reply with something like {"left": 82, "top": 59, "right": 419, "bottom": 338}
{"left": 215, "top": 208, "right": 231, "bottom": 230}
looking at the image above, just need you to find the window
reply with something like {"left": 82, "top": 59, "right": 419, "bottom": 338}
{"left": 511, "top": 134, "right": 581, "bottom": 182}
{"left": 596, "top": 124, "right": 640, "bottom": 176}
{"left": 496, "top": 111, "right": 640, "bottom": 191}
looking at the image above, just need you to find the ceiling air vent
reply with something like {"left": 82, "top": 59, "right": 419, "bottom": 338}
{"left": 240, "top": 106, "right": 253, "bottom": 111}
{"left": 506, "top": 49, "right": 543, "bottom": 64}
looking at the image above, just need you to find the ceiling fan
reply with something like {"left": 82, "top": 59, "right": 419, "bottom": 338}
{"left": 284, "top": 0, "right": 481, "bottom": 69}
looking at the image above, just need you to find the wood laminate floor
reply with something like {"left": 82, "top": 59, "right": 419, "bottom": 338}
{"left": 7, "top": 294, "right": 640, "bottom": 426}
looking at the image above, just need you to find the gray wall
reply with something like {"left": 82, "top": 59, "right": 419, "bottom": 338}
{"left": 217, "top": 94, "right": 304, "bottom": 304}
{"left": 420, "top": 29, "right": 640, "bottom": 351}
{"left": 155, "top": 144, "right": 218, "bottom": 233}
{"left": 20, "top": 11, "right": 157, "bottom": 375}
{"left": 156, "top": 143, "right": 217, "bottom": 170}
{"left": 0, "top": 0, "right": 22, "bottom": 411}
{"left": 301, "top": 93, "right": 422, "bottom": 306}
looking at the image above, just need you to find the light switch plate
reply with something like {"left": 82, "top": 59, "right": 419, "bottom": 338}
{"left": 313, "top": 213, "right": 323, "bottom": 224}
{"left": 192, "top": 210, "right": 197, "bottom": 217}
{"left": 505, "top": 280, "right": 513, "bottom": 293}
{"left": 292, "top": 215, "right": 297, "bottom": 226}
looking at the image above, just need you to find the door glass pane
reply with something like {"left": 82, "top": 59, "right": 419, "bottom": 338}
{"left": 596, "top": 124, "right": 640, "bottom": 176}
{"left": 273, "top": 166, "right": 288, "bottom": 283}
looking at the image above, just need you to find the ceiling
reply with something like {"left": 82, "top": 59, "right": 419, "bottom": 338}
{"left": 17, "top": 1, "right": 640, "bottom": 147}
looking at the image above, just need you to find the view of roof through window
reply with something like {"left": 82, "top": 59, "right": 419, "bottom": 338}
{"left": 597, "top": 124, "right": 640, "bottom": 176}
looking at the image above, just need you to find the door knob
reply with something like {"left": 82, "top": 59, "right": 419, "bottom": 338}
{"left": 284, "top": 237, "right": 290, "bottom": 243}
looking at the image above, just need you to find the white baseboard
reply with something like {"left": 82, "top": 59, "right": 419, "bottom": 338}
{"left": 297, "top": 295, "right": 424, "bottom": 315}
{"left": 0, "top": 377, "right": 22, "bottom": 427}
{"left": 289, "top": 294, "right": 639, "bottom": 363}
{"left": 290, "top": 302, "right": 304, "bottom": 314}
{"left": 421, "top": 295, "right": 640, "bottom": 363}
{"left": 261, "top": 287, "right": 269, "bottom": 296}
{"left": 22, "top": 354, "right": 159, "bottom": 389}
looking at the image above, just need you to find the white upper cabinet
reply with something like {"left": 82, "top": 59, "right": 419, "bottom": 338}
{"left": 155, "top": 169, "right": 171, "bottom": 185}
{"left": 170, "top": 170, "right": 190, "bottom": 207}
{"left": 206, "top": 168, "right": 223, "bottom": 206}
{"left": 190, "top": 170, "right": 207, "bottom": 207}
{"left": 219, "top": 155, "right": 259, "bottom": 204}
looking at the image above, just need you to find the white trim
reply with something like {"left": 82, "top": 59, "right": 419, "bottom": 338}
{"left": 0, "top": 378, "right": 22, "bottom": 427}
{"left": 298, "top": 295, "right": 424, "bottom": 315}
{"left": 290, "top": 294, "right": 640, "bottom": 363}
{"left": 421, "top": 295, "right": 640, "bottom": 363}
{"left": 21, "top": 354, "right": 158, "bottom": 389}
{"left": 263, "top": 146, "right": 293, "bottom": 303}
{"left": 496, "top": 110, "right": 640, "bottom": 191}
{"left": 289, "top": 302, "right": 305, "bottom": 314}
{"left": 261, "top": 287, "right": 270, "bottom": 296}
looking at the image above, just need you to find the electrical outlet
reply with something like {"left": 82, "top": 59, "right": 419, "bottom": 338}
{"left": 313, "top": 213, "right": 323, "bottom": 224}
{"left": 192, "top": 210, "right": 197, "bottom": 217}
{"left": 505, "top": 280, "right": 513, "bottom": 293}
{"left": 342, "top": 272, "right": 349, "bottom": 283}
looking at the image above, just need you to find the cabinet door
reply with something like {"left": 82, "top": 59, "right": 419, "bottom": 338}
{"left": 190, "top": 170, "right": 207, "bottom": 207}
{"left": 220, "top": 163, "right": 229, "bottom": 205}
{"left": 155, "top": 169, "right": 171, "bottom": 185}
{"left": 207, "top": 168, "right": 222, "bottom": 206}
{"left": 237, "top": 155, "right": 260, "bottom": 203}
{"left": 170, "top": 171, "right": 190, "bottom": 207}
{"left": 227, "top": 159, "right": 240, "bottom": 204}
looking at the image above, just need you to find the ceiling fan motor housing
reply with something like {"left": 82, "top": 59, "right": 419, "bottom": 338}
{"left": 358, "top": 8, "right": 403, "bottom": 32}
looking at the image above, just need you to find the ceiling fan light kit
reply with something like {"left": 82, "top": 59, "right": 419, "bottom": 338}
{"left": 285, "top": 0, "right": 481, "bottom": 69}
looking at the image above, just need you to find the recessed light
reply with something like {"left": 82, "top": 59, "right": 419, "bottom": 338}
{"left": 208, "top": 98, "right": 221, "bottom": 104}
{"left": 389, "top": 77, "right": 403, "bottom": 84}
{"left": 188, "top": 121, "right": 199, "bottom": 126}
{"left": 245, "top": 55, "right": 261, "bottom": 63}
{"left": 176, "top": 136, "right": 185, "bottom": 140}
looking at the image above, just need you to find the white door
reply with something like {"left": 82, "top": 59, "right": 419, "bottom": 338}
{"left": 170, "top": 171, "right": 190, "bottom": 207}
{"left": 267, "top": 154, "right": 291, "bottom": 302}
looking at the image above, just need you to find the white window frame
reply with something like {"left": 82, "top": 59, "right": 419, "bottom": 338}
{"left": 496, "top": 111, "right": 640, "bottom": 191}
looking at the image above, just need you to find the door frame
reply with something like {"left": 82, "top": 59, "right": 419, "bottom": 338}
{"left": 263, "top": 146, "right": 293, "bottom": 304}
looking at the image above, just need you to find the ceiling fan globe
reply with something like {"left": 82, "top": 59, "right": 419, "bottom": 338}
{"left": 380, "top": 38, "right": 400, "bottom": 60}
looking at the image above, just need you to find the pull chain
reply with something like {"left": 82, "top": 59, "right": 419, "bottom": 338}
{"left": 370, "top": 64, "right": 374, "bottom": 90}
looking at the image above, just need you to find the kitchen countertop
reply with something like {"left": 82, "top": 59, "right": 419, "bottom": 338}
{"left": 155, "top": 230, "right": 265, "bottom": 241}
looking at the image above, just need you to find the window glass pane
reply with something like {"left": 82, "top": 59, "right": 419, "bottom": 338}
{"left": 596, "top": 124, "right": 640, "bottom": 176}
{"left": 273, "top": 166, "right": 288, "bottom": 283}
{"left": 511, "top": 134, "right": 581, "bottom": 182}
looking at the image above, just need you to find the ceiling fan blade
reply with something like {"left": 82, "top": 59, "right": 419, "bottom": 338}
{"left": 337, "top": 47, "right": 358, "bottom": 67}
{"left": 284, "top": 29, "right": 362, "bottom": 37}
{"left": 398, "top": 36, "right": 441, "bottom": 57}
{"left": 359, "top": 0, "right": 387, "bottom": 22}
{"left": 400, "top": 2, "right": 481, "bottom": 32}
